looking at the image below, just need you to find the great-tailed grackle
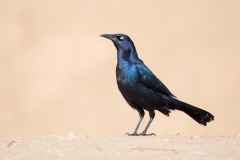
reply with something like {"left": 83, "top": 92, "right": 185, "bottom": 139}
{"left": 100, "top": 33, "right": 214, "bottom": 136}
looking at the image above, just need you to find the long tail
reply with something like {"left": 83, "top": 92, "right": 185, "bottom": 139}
{"left": 175, "top": 100, "right": 214, "bottom": 126}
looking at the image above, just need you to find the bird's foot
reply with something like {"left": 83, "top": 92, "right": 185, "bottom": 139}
{"left": 125, "top": 132, "right": 139, "bottom": 136}
{"left": 125, "top": 132, "right": 156, "bottom": 136}
{"left": 139, "top": 132, "right": 156, "bottom": 136}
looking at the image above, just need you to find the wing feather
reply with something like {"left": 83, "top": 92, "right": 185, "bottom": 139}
{"left": 136, "top": 64, "right": 176, "bottom": 98}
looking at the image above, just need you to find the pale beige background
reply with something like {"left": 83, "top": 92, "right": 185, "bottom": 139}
{"left": 0, "top": 0, "right": 239, "bottom": 136}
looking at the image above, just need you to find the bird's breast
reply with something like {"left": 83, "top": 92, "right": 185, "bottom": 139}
{"left": 116, "top": 64, "right": 139, "bottom": 85}
{"left": 116, "top": 63, "right": 143, "bottom": 101}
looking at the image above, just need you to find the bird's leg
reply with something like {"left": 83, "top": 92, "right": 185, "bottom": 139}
{"left": 133, "top": 116, "right": 143, "bottom": 133}
{"left": 126, "top": 108, "right": 144, "bottom": 136}
{"left": 139, "top": 111, "right": 156, "bottom": 136}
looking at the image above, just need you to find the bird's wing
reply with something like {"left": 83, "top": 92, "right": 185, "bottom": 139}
{"left": 136, "top": 63, "right": 176, "bottom": 98}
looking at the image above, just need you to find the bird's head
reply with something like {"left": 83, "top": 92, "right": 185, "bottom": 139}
{"left": 100, "top": 33, "right": 141, "bottom": 63}
{"left": 100, "top": 34, "right": 136, "bottom": 53}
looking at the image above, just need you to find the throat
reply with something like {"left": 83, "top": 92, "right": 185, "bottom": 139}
{"left": 117, "top": 50, "right": 140, "bottom": 64}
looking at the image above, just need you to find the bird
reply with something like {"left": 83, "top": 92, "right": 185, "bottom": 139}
{"left": 100, "top": 33, "right": 214, "bottom": 136}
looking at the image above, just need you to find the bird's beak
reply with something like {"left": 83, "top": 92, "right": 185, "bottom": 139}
{"left": 100, "top": 34, "right": 118, "bottom": 42}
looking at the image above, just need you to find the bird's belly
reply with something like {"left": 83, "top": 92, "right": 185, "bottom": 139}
{"left": 117, "top": 82, "right": 163, "bottom": 110}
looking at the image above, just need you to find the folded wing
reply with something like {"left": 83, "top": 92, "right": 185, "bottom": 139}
{"left": 137, "top": 63, "right": 176, "bottom": 98}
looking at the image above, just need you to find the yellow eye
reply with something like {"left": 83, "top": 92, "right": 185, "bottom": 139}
{"left": 119, "top": 36, "right": 124, "bottom": 40}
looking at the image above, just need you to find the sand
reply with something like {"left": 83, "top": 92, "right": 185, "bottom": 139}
{"left": 1, "top": 133, "right": 239, "bottom": 160}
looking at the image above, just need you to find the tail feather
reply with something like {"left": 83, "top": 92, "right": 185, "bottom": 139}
{"left": 176, "top": 100, "right": 214, "bottom": 126}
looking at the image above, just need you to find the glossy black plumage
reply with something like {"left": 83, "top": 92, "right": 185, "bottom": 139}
{"left": 100, "top": 33, "right": 214, "bottom": 136}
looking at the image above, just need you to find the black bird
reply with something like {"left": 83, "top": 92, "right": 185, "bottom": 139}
{"left": 100, "top": 33, "right": 214, "bottom": 136}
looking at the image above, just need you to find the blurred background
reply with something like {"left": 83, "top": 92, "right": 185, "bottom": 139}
{"left": 0, "top": 0, "right": 239, "bottom": 136}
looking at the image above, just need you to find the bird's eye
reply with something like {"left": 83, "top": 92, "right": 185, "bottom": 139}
{"left": 119, "top": 36, "right": 124, "bottom": 40}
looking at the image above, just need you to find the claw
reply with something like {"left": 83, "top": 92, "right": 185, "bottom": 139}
{"left": 125, "top": 133, "right": 139, "bottom": 136}
{"left": 141, "top": 133, "right": 156, "bottom": 136}
{"left": 139, "top": 132, "right": 156, "bottom": 136}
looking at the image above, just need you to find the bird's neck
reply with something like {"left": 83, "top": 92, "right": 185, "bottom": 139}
{"left": 117, "top": 49, "right": 141, "bottom": 64}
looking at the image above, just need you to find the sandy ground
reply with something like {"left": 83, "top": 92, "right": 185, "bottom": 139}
{"left": 0, "top": 134, "right": 239, "bottom": 160}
